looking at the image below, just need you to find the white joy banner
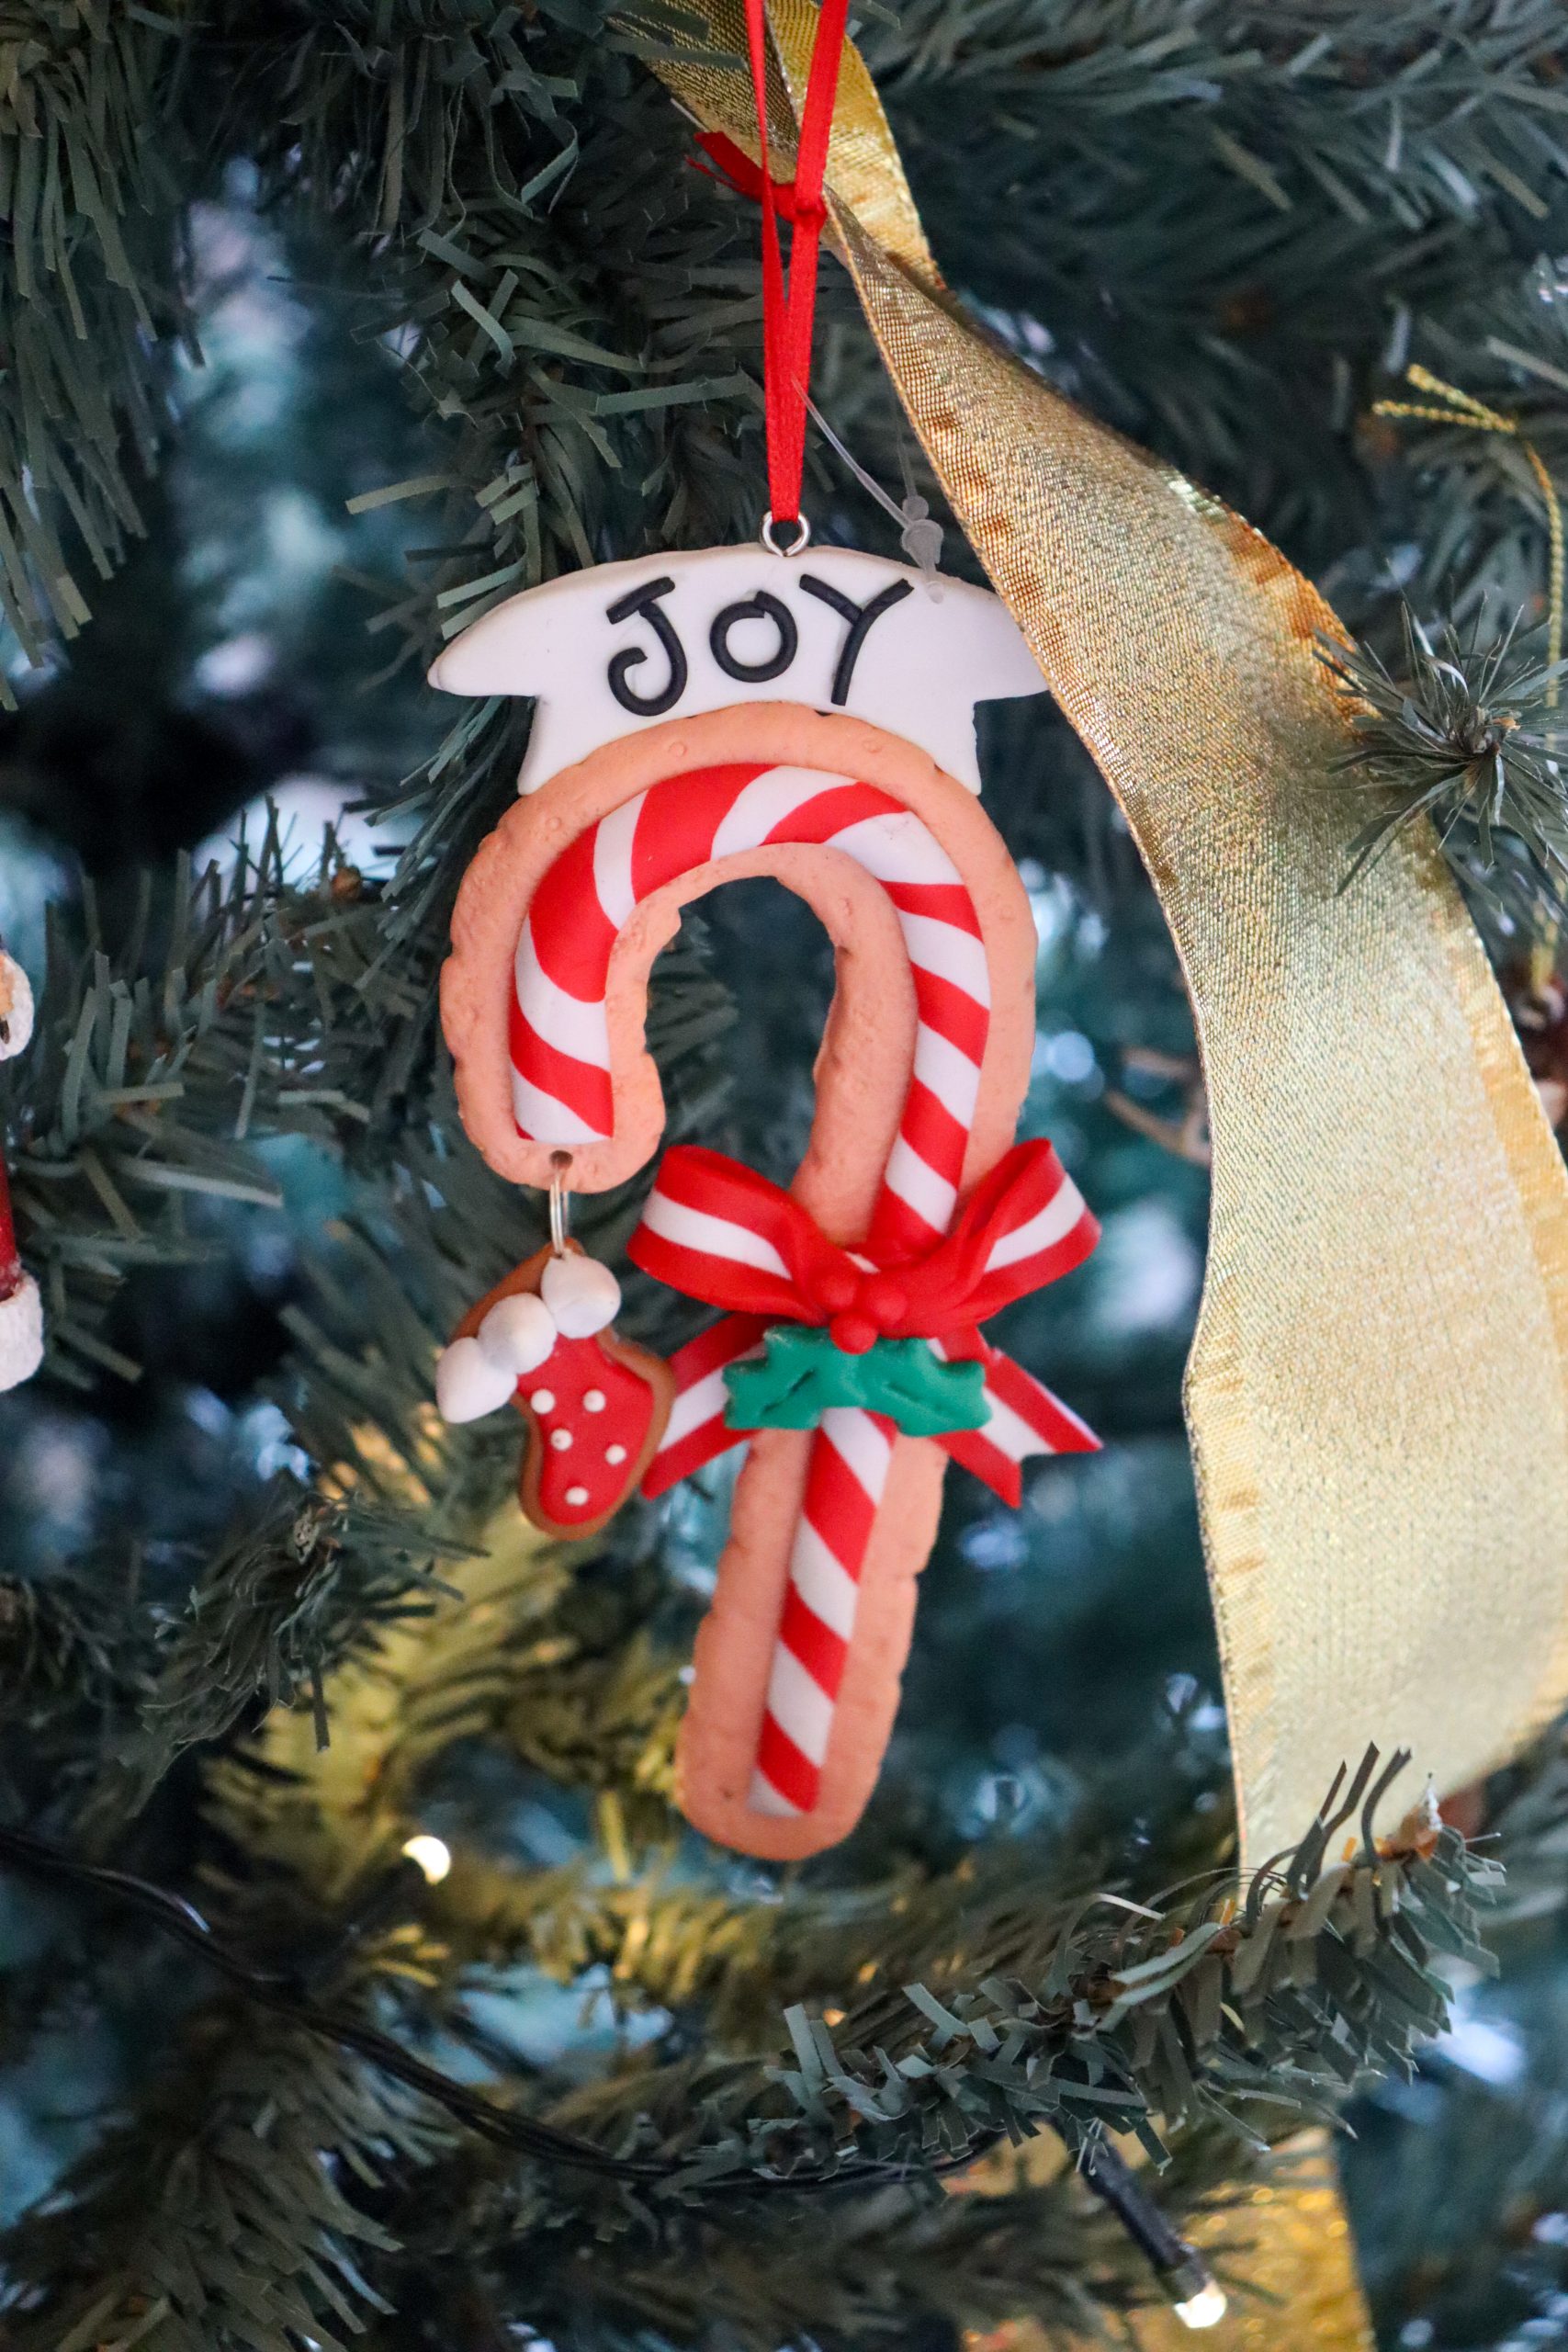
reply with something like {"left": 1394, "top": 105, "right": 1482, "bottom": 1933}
{"left": 430, "top": 545, "right": 1046, "bottom": 794}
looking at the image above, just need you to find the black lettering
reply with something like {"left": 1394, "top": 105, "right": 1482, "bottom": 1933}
{"left": 709, "top": 592, "right": 798, "bottom": 683}
{"left": 606, "top": 576, "right": 688, "bottom": 716}
{"left": 799, "top": 574, "right": 913, "bottom": 704}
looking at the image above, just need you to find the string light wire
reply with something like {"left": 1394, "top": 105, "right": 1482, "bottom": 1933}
{"left": 0, "top": 1815, "right": 1222, "bottom": 2314}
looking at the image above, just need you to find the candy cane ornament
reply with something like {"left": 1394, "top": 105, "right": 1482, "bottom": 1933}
{"left": 505, "top": 757, "right": 1096, "bottom": 1816}
{"left": 433, "top": 546, "right": 1101, "bottom": 1858}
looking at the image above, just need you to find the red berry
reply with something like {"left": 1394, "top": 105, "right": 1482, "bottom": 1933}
{"left": 829, "top": 1311, "right": 878, "bottom": 1354}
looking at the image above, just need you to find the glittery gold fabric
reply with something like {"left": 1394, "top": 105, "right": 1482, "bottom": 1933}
{"left": 655, "top": 9, "right": 1568, "bottom": 1874}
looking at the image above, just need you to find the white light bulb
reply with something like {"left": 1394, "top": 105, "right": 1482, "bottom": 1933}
{"left": 401, "top": 1833, "right": 452, "bottom": 1884}
{"left": 1173, "top": 2282, "right": 1228, "bottom": 2330}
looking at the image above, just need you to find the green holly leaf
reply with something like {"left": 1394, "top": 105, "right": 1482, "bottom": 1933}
{"left": 723, "top": 1326, "right": 988, "bottom": 1438}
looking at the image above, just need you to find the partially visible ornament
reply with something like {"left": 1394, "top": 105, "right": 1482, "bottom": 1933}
{"left": 0, "top": 949, "right": 41, "bottom": 1392}
{"left": 436, "top": 1239, "right": 672, "bottom": 1539}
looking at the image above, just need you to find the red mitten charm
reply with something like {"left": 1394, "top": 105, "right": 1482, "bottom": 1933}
{"left": 437, "top": 1242, "right": 672, "bottom": 1539}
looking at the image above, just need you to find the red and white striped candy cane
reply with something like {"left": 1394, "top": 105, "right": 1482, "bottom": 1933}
{"left": 512, "top": 759, "right": 986, "bottom": 1258}
{"left": 511, "top": 758, "right": 1011, "bottom": 1820}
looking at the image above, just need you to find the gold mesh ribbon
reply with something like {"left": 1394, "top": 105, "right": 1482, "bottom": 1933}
{"left": 655, "top": 3, "right": 1568, "bottom": 1888}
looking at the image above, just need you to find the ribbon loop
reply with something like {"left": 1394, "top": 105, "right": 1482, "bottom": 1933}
{"left": 630, "top": 1138, "right": 1101, "bottom": 1349}
{"left": 630, "top": 1139, "right": 1103, "bottom": 1503}
{"left": 735, "top": 0, "right": 851, "bottom": 530}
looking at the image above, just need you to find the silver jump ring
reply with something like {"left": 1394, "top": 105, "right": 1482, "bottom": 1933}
{"left": 760, "top": 511, "right": 812, "bottom": 558}
{"left": 548, "top": 1150, "right": 572, "bottom": 1255}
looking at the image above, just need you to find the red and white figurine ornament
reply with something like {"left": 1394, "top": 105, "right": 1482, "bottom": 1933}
{"left": 436, "top": 1159, "right": 672, "bottom": 1540}
{"left": 430, "top": 0, "right": 1100, "bottom": 1858}
{"left": 0, "top": 946, "right": 42, "bottom": 1391}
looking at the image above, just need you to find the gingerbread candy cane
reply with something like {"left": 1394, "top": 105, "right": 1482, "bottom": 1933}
{"left": 434, "top": 548, "right": 1100, "bottom": 1858}
{"left": 509, "top": 760, "right": 1094, "bottom": 1816}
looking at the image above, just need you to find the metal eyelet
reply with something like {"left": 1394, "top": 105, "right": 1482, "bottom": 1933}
{"left": 760, "top": 511, "right": 812, "bottom": 558}
{"left": 548, "top": 1150, "right": 572, "bottom": 1255}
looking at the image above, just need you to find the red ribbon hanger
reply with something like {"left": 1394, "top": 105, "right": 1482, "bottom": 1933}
{"left": 721, "top": 0, "right": 852, "bottom": 544}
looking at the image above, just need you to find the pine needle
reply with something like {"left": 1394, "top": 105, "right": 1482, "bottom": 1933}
{"left": 1322, "top": 611, "right": 1568, "bottom": 903}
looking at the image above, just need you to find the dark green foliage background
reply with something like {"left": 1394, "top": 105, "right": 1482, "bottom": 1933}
{"left": 5, "top": 6, "right": 1568, "bottom": 2348}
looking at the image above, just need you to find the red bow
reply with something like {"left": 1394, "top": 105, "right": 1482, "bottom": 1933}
{"left": 630, "top": 1141, "right": 1102, "bottom": 1506}
{"left": 632, "top": 1140, "right": 1096, "bottom": 1353}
